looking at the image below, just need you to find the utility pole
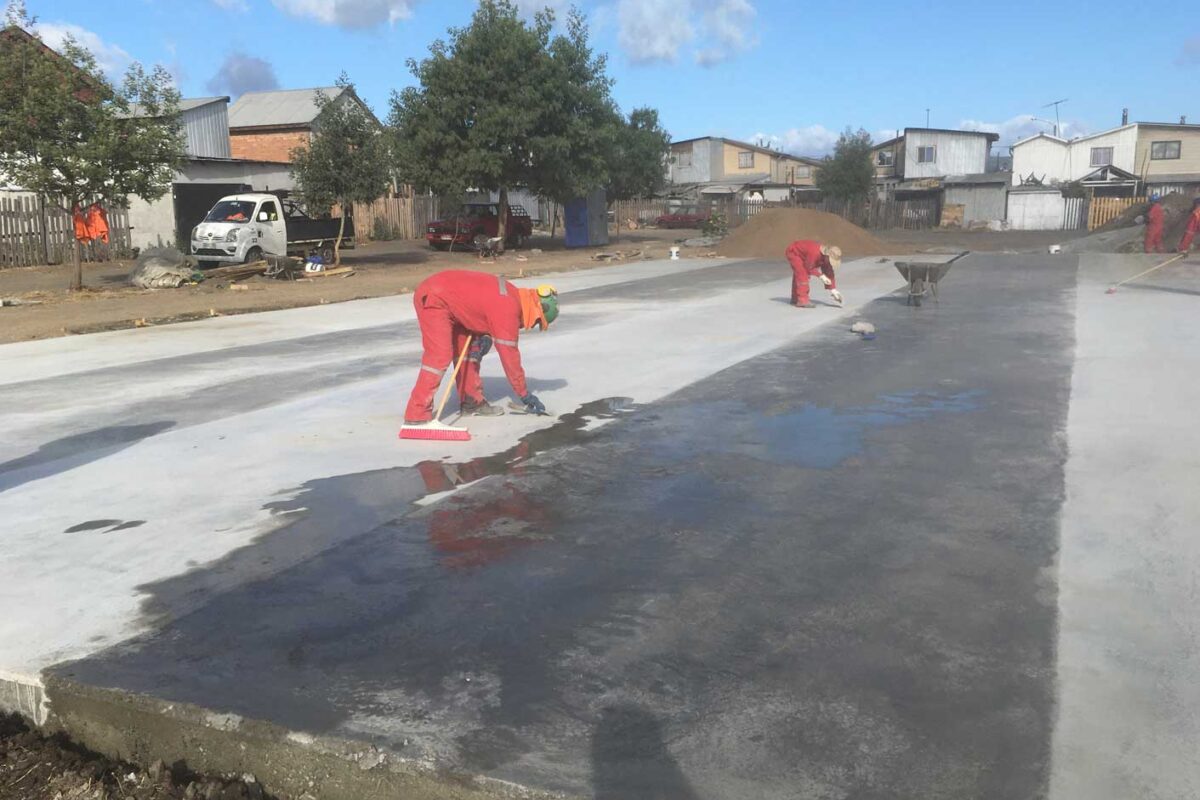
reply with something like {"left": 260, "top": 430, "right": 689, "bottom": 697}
{"left": 1042, "top": 98, "right": 1068, "bottom": 137}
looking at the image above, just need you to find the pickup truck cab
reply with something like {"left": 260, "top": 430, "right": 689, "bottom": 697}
{"left": 190, "top": 193, "right": 355, "bottom": 265}
{"left": 426, "top": 203, "right": 533, "bottom": 250}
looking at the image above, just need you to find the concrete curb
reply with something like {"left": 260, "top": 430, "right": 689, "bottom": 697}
{"left": 0, "top": 670, "right": 47, "bottom": 725}
{"left": 39, "top": 675, "right": 574, "bottom": 800}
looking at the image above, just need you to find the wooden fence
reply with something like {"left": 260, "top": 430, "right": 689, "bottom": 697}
{"left": 1088, "top": 196, "right": 1145, "bottom": 230}
{"left": 347, "top": 195, "right": 441, "bottom": 242}
{"left": 613, "top": 195, "right": 942, "bottom": 232}
{"left": 0, "top": 196, "right": 132, "bottom": 268}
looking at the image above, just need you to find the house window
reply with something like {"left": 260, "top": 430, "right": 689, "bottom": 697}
{"left": 1090, "top": 147, "right": 1114, "bottom": 167}
{"left": 1151, "top": 140, "right": 1182, "bottom": 160}
{"left": 917, "top": 146, "right": 936, "bottom": 163}
{"left": 876, "top": 150, "right": 894, "bottom": 167}
{"left": 675, "top": 149, "right": 693, "bottom": 167}
{"left": 738, "top": 151, "right": 754, "bottom": 168}
{"left": 794, "top": 166, "right": 811, "bottom": 179}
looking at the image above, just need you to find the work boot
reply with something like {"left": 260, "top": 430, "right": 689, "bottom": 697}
{"left": 460, "top": 399, "right": 503, "bottom": 417}
{"left": 795, "top": 302, "right": 816, "bottom": 309}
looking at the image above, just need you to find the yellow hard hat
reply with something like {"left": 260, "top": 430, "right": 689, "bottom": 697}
{"left": 536, "top": 283, "right": 557, "bottom": 298}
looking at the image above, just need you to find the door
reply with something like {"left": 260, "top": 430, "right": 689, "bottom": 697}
{"left": 254, "top": 199, "right": 287, "bottom": 255}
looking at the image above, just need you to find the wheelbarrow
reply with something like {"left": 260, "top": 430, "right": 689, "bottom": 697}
{"left": 894, "top": 252, "right": 969, "bottom": 307}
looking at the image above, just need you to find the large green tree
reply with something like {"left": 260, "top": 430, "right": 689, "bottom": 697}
{"left": 815, "top": 128, "right": 875, "bottom": 202}
{"left": 606, "top": 107, "right": 671, "bottom": 201}
{"left": 0, "top": 5, "right": 184, "bottom": 289}
{"left": 389, "top": 1, "right": 621, "bottom": 249}
{"left": 290, "top": 74, "right": 389, "bottom": 265}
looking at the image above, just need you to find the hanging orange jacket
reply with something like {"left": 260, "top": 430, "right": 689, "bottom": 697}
{"left": 86, "top": 203, "right": 110, "bottom": 244}
{"left": 73, "top": 205, "right": 90, "bottom": 243}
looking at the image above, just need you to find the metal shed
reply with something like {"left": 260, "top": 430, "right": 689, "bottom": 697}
{"left": 943, "top": 173, "right": 1009, "bottom": 224}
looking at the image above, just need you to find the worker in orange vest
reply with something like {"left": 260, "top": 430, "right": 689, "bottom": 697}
{"left": 784, "top": 240, "right": 843, "bottom": 308}
{"left": 1178, "top": 198, "right": 1200, "bottom": 254}
{"left": 1144, "top": 194, "right": 1165, "bottom": 254}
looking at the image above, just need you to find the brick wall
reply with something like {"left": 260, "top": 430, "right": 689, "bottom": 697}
{"left": 230, "top": 129, "right": 311, "bottom": 163}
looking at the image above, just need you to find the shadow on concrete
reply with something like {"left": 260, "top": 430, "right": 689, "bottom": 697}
{"left": 0, "top": 421, "right": 176, "bottom": 494}
{"left": 591, "top": 704, "right": 698, "bottom": 800}
{"left": 1123, "top": 282, "right": 1200, "bottom": 297}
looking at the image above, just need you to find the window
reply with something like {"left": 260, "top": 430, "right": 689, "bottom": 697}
{"left": 1090, "top": 147, "right": 1114, "bottom": 167}
{"left": 205, "top": 200, "right": 255, "bottom": 223}
{"left": 738, "top": 151, "right": 754, "bottom": 168}
{"left": 258, "top": 200, "right": 279, "bottom": 221}
{"left": 876, "top": 150, "right": 895, "bottom": 167}
{"left": 793, "top": 166, "right": 811, "bottom": 179}
{"left": 1151, "top": 140, "right": 1182, "bottom": 160}
{"left": 675, "top": 150, "right": 693, "bottom": 167}
{"left": 917, "top": 146, "right": 936, "bottom": 164}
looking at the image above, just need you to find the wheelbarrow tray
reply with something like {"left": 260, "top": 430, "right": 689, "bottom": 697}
{"left": 893, "top": 251, "right": 969, "bottom": 283}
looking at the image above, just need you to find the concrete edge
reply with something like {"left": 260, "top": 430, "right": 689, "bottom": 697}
{"left": 0, "top": 669, "right": 48, "bottom": 725}
{"left": 39, "top": 674, "right": 576, "bottom": 800}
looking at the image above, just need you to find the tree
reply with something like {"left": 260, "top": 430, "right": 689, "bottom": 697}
{"left": 607, "top": 107, "right": 671, "bottom": 201}
{"left": 289, "top": 74, "right": 389, "bottom": 266}
{"left": 815, "top": 128, "right": 875, "bottom": 202}
{"left": 0, "top": 7, "right": 184, "bottom": 290}
{"left": 389, "top": 1, "right": 619, "bottom": 250}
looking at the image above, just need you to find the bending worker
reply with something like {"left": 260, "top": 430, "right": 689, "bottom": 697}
{"left": 1145, "top": 194, "right": 1165, "bottom": 254}
{"left": 403, "top": 270, "right": 558, "bottom": 425}
{"left": 1178, "top": 197, "right": 1200, "bottom": 254}
{"left": 785, "top": 240, "right": 843, "bottom": 308}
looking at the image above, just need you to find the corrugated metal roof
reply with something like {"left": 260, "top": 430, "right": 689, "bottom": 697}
{"left": 943, "top": 172, "right": 1011, "bottom": 185}
{"left": 228, "top": 87, "right": 343, "bottom": 129}
{"left": 179, "top": 97, "right": 228, "bottom": 112}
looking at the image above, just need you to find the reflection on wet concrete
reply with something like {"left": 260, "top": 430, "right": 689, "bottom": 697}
{"left": 53, "top": 256, "right": 1077, "bottom": 798}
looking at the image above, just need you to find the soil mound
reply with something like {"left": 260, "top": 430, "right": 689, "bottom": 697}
{"left": 1094, "top": 192, "right": 1198, "bottom": 253}
{"left": 716, "top": 208, "right": 890, "bottom": 259}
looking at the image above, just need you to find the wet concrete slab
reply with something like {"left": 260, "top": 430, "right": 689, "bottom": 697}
{"left": 51, "top": 254, "right": 1077, "bottom": 798}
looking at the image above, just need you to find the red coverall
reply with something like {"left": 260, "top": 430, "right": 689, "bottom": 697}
{"left": 404, "top": 270, "right": 530, "bottom": 422}
{"left": 784, "top": 240, "right": 836, "bottom": 306}
{"left": 1179, "top": 208, "right": 1200, "bottom": 253}
{"left": 1144, "top": 202, "right": 1165, "bottom": 254}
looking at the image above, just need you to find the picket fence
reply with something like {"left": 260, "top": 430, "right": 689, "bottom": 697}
{"left": 347, "top": 195, "right": 441, "bottom": 242}
{"left": 1088, "top": 196, "right": 1145, "bottom": 231}
{"left": 0, "top": 195, "right": 132, "bottom": 268}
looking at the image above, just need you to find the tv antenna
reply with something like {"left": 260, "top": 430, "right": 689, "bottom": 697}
{"left": 1042, "top": 98, "right": 1068, "bottom": 137}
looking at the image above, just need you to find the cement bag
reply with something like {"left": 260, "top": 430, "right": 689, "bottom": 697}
{"left": 130, "top": 247, "right": 198, "bottom": 289}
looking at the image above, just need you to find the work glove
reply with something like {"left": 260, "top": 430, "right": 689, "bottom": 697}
{"left": 830, "top": 289, "right": 843, "bottom": 305}
{"left": 521, "top": 393, "right": 547, "bottom": 415}
{"left": 469, "top": 335, "right": 493, "bottom": 360}
{"left": 819, "top": 274, "right": 834, "bottom": 287}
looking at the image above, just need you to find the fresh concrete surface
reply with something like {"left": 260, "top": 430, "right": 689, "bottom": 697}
{"left": 3, "top": 251, "right": 1199, "bottom": 799}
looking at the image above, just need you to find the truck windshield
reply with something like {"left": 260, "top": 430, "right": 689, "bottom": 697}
{"left": 205, "top": 201, "right": 256, "bottom": 223}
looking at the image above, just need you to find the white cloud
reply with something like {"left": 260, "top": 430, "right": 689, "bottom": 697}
{"left": 752, "top": 125, "right": 839, "bottom": 157}
{"left": 32, "top": 21, "right": 132, "bottom": 78}
{"left": 513, "top": 0, "right": 569, "bottom": 18}
{"left": 212, "top": 0, "right": 249, "bottom": 12}
{"left": 618, "top": 0, "right": 757, "bottom": 66}
{"left": 271, "top": 0, "right": 419, "bottom": 29}
{"left": 959, "top": 114, "right": 1087, "bottom": 145}
{"left": 206, "top": 51, "right": 280, "bottom": 96}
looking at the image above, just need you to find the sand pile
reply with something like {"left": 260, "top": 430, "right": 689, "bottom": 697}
{"left": 1095, "top": 193, "right": 1198, "bottom": 253}
{"left": 716, "top": 208, "right": 890, "bottom": 259}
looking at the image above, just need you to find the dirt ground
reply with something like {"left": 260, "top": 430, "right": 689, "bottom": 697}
{"left": 0, "top": 714, "right": 270, "bottom": 800}
{"left": 0, "top": 225, "right": 1086, "bottom": 344}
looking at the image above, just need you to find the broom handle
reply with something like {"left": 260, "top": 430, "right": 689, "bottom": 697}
{"left": 1111, "top": 252, "right": 1186, "bottom": 290}
{"left": 433, "top": 335, "right": 472, "bottom": 421}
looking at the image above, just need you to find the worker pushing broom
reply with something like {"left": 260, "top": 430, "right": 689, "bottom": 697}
{"left": 400, "top": 269, "right": 558, "bottom": 441}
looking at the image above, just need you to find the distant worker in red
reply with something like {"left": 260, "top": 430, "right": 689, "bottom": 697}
{"left": 1178, "top": 197, "right": 1200, "bottom": 254}
{"left": 403, "top": 270, "right": 558, "bottom": 425}
{"left": 1144, "top": 194, "right": 1165, "bottom": 254}
{"left": 784, "top": 240, "right": 843, "bottom": 308}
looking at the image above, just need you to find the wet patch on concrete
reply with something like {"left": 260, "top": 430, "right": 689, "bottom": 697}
{"left": 51, "top": 255, "right": 1078, "bottom": 799}
{"left": 64, "top": 519, "right": 147, "bottom": 534}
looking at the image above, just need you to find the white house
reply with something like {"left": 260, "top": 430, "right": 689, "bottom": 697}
{"left": 1010, "top": 125, "right": 1138, "bottom": 187}
{"left": 901, "top": 128, "right": 999, "bottom": 180}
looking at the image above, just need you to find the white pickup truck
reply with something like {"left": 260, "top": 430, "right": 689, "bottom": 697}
{"left": 189, "top": 193, "right": 354, "bottom": 266}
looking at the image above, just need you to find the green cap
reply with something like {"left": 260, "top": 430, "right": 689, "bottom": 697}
{"left": 541, "top": 295, "right": 559, "bottom": 326}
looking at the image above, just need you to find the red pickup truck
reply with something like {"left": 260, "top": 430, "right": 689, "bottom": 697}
{"left": 426, "top": 203, "right": 534, "bottom": 250}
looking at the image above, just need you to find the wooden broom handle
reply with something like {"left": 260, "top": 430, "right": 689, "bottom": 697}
{"left": 433, "top": 335, "right": 472, "bottom": 421}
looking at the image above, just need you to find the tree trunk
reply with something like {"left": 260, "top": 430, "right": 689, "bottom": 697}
{"left": 334, "top": 210, "right": 345, "bottom": 267}
{"left": 497, "top": 187, "right": 508, "bottom": 254}
{"left": 550, "top": 201, "right": 558, "bottom": 240}
{"left": 71, "top": 235, "right": 83, "bottom": 292}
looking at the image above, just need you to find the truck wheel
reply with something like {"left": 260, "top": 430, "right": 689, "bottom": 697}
{"left": 319, "top": 245, "right": 335, "bottom": 263}
{"left": 244, "top": 246, "right": 263, "bottom": 264}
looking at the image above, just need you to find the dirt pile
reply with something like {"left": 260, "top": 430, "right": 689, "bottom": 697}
{"left": 1096, "top": 193, "right": 1198, "bottom": 253}
{"left": 716, "top": 208, "right": 891, "bottom": 259}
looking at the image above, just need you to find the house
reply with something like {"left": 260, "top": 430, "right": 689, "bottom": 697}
{"left": 942, "top": 173, "right": 1011, "bottom": 226}
{"left": 1011, "top": 120, "right": 1200, "bottom": 197}
{"left": 870, "top": 128, "right": 1000, "bottom": 184}
{"left": 126, "top": 96, "right": 297, "bottom": 250}
{"left": 666, "top": 137, "right": 822, "bottom": 201}
{"left": 227, "top": 86, "right": 378, "bottom": 163}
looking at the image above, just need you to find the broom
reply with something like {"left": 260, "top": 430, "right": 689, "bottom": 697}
{"left": 399, "top": 336, "right": 473, "bottom": 442}
{"left": 1106, "top": 253, "right": 1186, "bottom": 294}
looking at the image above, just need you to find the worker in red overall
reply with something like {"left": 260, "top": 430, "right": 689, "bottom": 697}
{"left": 403, "top": 270, "right": 558, "bottom": 425}
{"left": 784, "top": 240, "right": 843, "bottom": 308}
{"left": 1144, "top": 194, "right": 1165, "bottom": 254}
{"left": 1178, "top": 198, "right": 1200, "bottom": 254}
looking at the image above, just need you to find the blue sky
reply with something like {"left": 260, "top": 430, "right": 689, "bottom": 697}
{"left": 23, "top": 0, "right": 1200, "bottom": 155}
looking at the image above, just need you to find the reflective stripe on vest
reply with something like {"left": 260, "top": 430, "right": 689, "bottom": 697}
{"left": 497, "top": 275, "right": 507, "bottom": 295}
